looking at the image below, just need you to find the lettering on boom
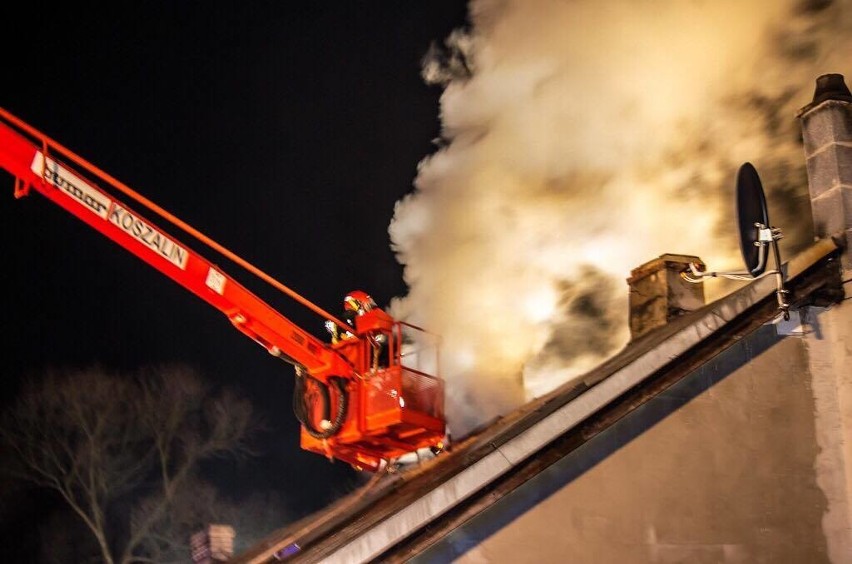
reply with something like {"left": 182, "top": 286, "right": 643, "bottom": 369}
{"left": 30, "top": 152, "right": 111, "bottom": 219}
{"left": 30, "top": 151, "right": 189, "bottom": 270}
{"left": 109, "top": 203, "right": 189, "bottom": 269}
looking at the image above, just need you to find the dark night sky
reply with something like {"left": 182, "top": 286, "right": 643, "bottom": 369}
{"left": 0, "top": 0, "right": 470, "bottom": 553}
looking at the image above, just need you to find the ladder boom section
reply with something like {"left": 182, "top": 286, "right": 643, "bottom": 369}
{"left": 0, "top": 118, "right": 346, "bottom": 376}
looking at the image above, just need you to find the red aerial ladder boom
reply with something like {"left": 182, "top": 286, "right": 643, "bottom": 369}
{"left": 0, "top": 108, "right": 446, "bottom": 472}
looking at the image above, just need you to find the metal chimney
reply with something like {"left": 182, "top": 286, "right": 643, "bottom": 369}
{"left": 798, "top": 73, "right": 852, "bottom": 272}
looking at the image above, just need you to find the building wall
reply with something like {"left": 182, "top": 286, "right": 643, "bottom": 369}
{"left": 807, "top": 301, "right": 852, "bottom": 563}
{"left": 414, "top": 299, "right": 851, "bottom": 563}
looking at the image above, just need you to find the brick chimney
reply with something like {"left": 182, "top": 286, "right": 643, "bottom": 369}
{"left": 191, "top": 524, "right": 236, "bottom": 563}
{"left": 626, "top": 254, "right": 706, "bottom": 340}
{"left": 797, "top": 73, "right": 852, "bottom": 272}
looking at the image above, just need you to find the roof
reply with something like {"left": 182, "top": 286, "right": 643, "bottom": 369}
{"left": 232, "top": 237, "right": 845, "bottom": 564}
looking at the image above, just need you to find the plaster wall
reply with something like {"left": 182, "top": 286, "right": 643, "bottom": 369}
{"left": 415, "top": 300, "right": 850, "bottom": 563}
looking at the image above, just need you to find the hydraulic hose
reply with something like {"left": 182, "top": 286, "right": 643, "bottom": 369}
{"left": 293, "top": 368, "right": 348, "bottom": 439}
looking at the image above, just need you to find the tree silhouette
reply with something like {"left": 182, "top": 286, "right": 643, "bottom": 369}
{"left": 0, "top": 364, "right": 259, "bottom": 564}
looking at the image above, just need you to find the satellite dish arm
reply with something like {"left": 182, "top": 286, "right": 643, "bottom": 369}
{"left": 680, "top": 227, "right": 789, "bottom": 320}
{"left": 770, "top": 233, "right": 790, "bottom": 319}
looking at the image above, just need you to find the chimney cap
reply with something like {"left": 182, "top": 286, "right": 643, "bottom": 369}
{"left": 798, "top": 73, "right": 852, "bottom": 115}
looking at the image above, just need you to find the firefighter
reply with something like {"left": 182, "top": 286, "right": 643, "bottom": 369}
{"left": 326, "top": 290, "right": 376, "bottom": 344}
{"left": 326, "top": 291, "right": 387, "bottom": 368}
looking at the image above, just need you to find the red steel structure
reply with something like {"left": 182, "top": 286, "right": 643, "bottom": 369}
{"left": 0, "top": 108, "right": 446, "bottom": 472}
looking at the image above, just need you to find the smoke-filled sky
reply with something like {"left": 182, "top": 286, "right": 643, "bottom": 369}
{"left": 389, "top": 0, "right": 852, "bottom": 436}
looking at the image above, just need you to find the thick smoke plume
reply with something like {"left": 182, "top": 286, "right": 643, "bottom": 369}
{"left": 389, "top": 0, "right": 852, "bottom": 436}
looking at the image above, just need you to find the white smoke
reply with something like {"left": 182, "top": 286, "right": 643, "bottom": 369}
{"left": 390, "top": 0, "right": 852, "bottom": 436}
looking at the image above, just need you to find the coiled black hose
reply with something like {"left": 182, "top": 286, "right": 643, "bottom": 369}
{"left": 293, "top": 368, "right": 348, "bottom": 439}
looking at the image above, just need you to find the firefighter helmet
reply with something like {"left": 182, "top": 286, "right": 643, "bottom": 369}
{"left": 344, "top": 290, "right": 376, "bottom": 314}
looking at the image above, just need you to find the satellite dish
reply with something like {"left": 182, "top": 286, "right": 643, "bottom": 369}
{"left": 682, "top": 161, "right": 790, "bottom": 320}
{"left": 736, "top": 162, "right": 770, "bottom": 277}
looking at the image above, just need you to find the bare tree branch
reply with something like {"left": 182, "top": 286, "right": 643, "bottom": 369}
{"left": 0, "top": 364, "right": 260, "bottom": 564}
